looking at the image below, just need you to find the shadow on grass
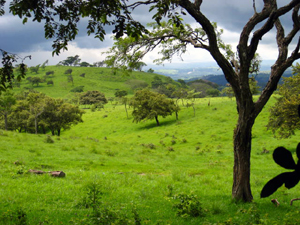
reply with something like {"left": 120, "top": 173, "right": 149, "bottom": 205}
{"left": 136, "top": 119, "right": 179, "bottom": 130}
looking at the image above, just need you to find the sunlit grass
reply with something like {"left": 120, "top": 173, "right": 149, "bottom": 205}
{"left": 1, "top": 95, "right": 300, "bottom": 224}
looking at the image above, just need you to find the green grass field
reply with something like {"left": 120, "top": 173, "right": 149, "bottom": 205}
{"left": 13, "top": 66, "right": 174, "bottom": 98}
{"left": 1, "top": 67, "right": 300, "bottom": 224}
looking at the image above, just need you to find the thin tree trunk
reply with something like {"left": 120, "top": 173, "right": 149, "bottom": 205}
{"left": 124, "top": 103, "right": 129, "bottom": 119}
{"left": 35, "top": 116, "right": 38, "bottom": 134}
{"left": 4, "top": 113, "right": 7, "bottom": 131}
{"left": 155, "top": 116, "right": 159, "bottom": 126}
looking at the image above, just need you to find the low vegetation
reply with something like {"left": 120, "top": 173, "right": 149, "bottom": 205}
{"left": 1, "top": 90, "right": 300, "bottom": 224}
{"left": 1, "top": 65, "right": 300, "bottom": 224}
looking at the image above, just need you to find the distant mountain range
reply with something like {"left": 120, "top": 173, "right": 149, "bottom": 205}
{"left": 147, "top": 61, "right": 294, "bottom": 89}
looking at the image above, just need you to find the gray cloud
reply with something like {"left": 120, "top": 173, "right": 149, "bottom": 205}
{"left": 0, "top": 0, "right": 298, "bottom": 66}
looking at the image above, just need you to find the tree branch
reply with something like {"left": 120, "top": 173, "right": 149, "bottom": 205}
{"left": 194, "top": 0, "right": 203, "bottom": 10}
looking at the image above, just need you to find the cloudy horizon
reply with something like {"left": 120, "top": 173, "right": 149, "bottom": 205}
{"left": 1, "top": 0, "right": 299, "bottom": 69}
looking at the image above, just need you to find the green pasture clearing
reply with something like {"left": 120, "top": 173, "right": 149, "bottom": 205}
{"left": 1, "top": 96, "right": 300, "bottom": 224}
{"left": 12, "top": 66, "right": 174, "bottom": 98}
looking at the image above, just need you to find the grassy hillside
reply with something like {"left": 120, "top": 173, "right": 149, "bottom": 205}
{"left": 13, "top": 66, "right": 175, "bottom": 98}
{"left": 1, "top": 92, "right": 300, "bottom": 224}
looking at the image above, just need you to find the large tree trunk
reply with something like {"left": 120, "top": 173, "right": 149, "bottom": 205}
{"left": 232, "top": 113, "right": 255, "bottom": 202}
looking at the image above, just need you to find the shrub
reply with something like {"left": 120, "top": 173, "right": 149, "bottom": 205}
{"left": 70, "top": 86, "right": 84, "bottom": 92}
{"left": 172, "top": 193, "right": 205, "bottom": 218}
{"left": 44, "top": 135, "right": 54, "bottom": 143}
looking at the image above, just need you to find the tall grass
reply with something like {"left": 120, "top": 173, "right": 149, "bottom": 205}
{"left": 1, "top": 94, "right": 300, "bottom": 224}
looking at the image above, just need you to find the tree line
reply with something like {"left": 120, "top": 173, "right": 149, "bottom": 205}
{"left": 0, "top": 91, "right": 84, "bottom": 136}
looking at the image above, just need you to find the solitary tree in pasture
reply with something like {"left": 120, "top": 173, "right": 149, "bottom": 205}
{"left": 115, "top": 90, "right": 128, "bottom": 98}
{"left": 186, "top": 90, "right": 201, "bottom": 117}
{"left": 3, "top": 0, "right": 300, "bottom": 202}
{"left": 80, "top": 91, "right": 108, "bottom": 106}
{"left": 130, "top": 89, "right": 179, "bottom": 126}
{"left": 41, "top": 59, "right": 48, "bottom": 70}
{"left": 0, "top": 91, "right": 16, "bottom": 130}
{"left": 64, "top": 69, "right": 73, "bottom": 75}
{"left": 79, "top": 62, "right": 91, "bottom": 67}
{"left": 31, "top": 77, "right": 43, "bottom": 86}
{"left": 41, "top": 98, "right": 84, "bottom": 136}
{"left": 67, "top": 75, "right": 74, "bottom": 86}
{"left": 30, "top": 64, "right": 40, "bottom": 74}
{"left": 115, "top": 90, "right": 129, "bottom": 118}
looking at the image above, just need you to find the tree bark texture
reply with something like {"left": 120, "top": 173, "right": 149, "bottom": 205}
{"left": 232, "top": 111, "right": 255, "bottom": 202}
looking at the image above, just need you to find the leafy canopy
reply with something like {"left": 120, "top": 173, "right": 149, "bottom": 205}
{"left": 267, "top": 63, "right": 300, "bottom": 139}
{"left": 130, "top": 89, "right": 179, "bottom": 126}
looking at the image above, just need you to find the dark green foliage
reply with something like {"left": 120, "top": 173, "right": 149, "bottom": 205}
{"left": 187, "top": 79, "right": 219, "bottom": 98}
{"left": 70, "top": 86, "right": 84, "bottom": 93}
{"left": 47, "top": 80, "right": 54, "bottom": 86}
{"left": 0, "top": 50, "right": 29, "bottom": 93}
{"left": 115, "top": 90, "right": 128, "bottom": 98}
{"left": 80, "top": 91, "right": 108, "bottom": 105}
{"left": 125, "top": 79, "right": 149, "bottom": 90}
{"left": 267, "top": 64, "right": 300, "bottom": 138}
{"left": 67, "top": 75, "right": 74, "bottom": 85}
{"left": 80, "top": 62, "right": 91, "bottom": 67}
{"left": 60, "top": 55, "right": 81, "bottom": 66}
{"left": 0, "top": 91, "right": 16, "bottom": 130}
{"left": 172, "top": 193, "right": 205, "bottom": 218}
{"left": 0, "top": 207, "right": 27, "bottom": 225}
{"left": 206, "top": 89, "right": 220, "bottom": 97}
{"left": 130, "top": 89, "right": 180, "bottom": 126}
{"left": 29, "top": 64, "right": 40, "bottom": 74}
{"left": 30, "top": 77, "right": 43, "bottom": 86}
{"left": 3, "top": 92, "right": 84, "bottom": 135}
{"left": 44, "top": 135, "right": 54, "bottom": 143}
{"left": 46, "top": 71, "right": 54, "bottom": 76}
{"left": 64, "top": 69, "right": 73, "bottom": 75}
{"left": 74, "top": 182, "right": 140, "bottom": 225}
{"left": 147, "top": 68, "right": 154, "bottom": 73}
{"left": 151, "top": 75, "right": 164, "bottom": 89}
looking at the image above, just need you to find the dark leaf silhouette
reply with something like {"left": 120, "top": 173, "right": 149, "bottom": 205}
{"left": 261, "top": 104, "right": 300, "bottom": 198}
{"left": 273, "top": 147, "right": 296, "bottom": 170}
{"left": 261, "top": 145, "right": 300, "bottom": 198}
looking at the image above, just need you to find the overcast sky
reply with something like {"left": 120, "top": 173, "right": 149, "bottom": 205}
{"left": 0, "top": 0, "right": 298, "bottom": 68}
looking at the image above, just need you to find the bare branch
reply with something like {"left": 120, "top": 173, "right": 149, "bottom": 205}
{"left": 290, "top": 198, "right": 300, "bottom": 205}
{"left": 253, "top": 0, "right": 257, "bottom": 14}
{"left": 194, "top": 0, "right": 203, "bottom": 9}
{"left": 247, "top": 1, "right": 300, "bottom": 59}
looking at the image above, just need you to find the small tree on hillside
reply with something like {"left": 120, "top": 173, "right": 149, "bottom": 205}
{"left": 115, "top": 90, "right": 128, "bottom": 98}
{"left": 64, "top": 69, "right": 73, "bottom": 75}
{"left": 67, "top": 75, "right": 74, "bottom": 86}
{"left": 41, "top": 98, "right": 84, "bottom": 136}
{"left": 80, "top": 91, "right": 108, "bottom": 106}
{"left": 130, "top": 89, "right": 179, "bottom": 126}
{"left": 30, "top": 64, "right": 40, "bottom": 74}
{"left": 41, "top": 59, "right": 48, "bottom": 70}
{"left": 31, "top": 77, "right": 43, "bottom": 86}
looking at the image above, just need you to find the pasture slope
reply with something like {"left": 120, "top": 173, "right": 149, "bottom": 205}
{"left": 13, "top": 66, "right": 175, "bottom": 98}
{"left": 1, "top": 66, "right": 300, "bottom": 224}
